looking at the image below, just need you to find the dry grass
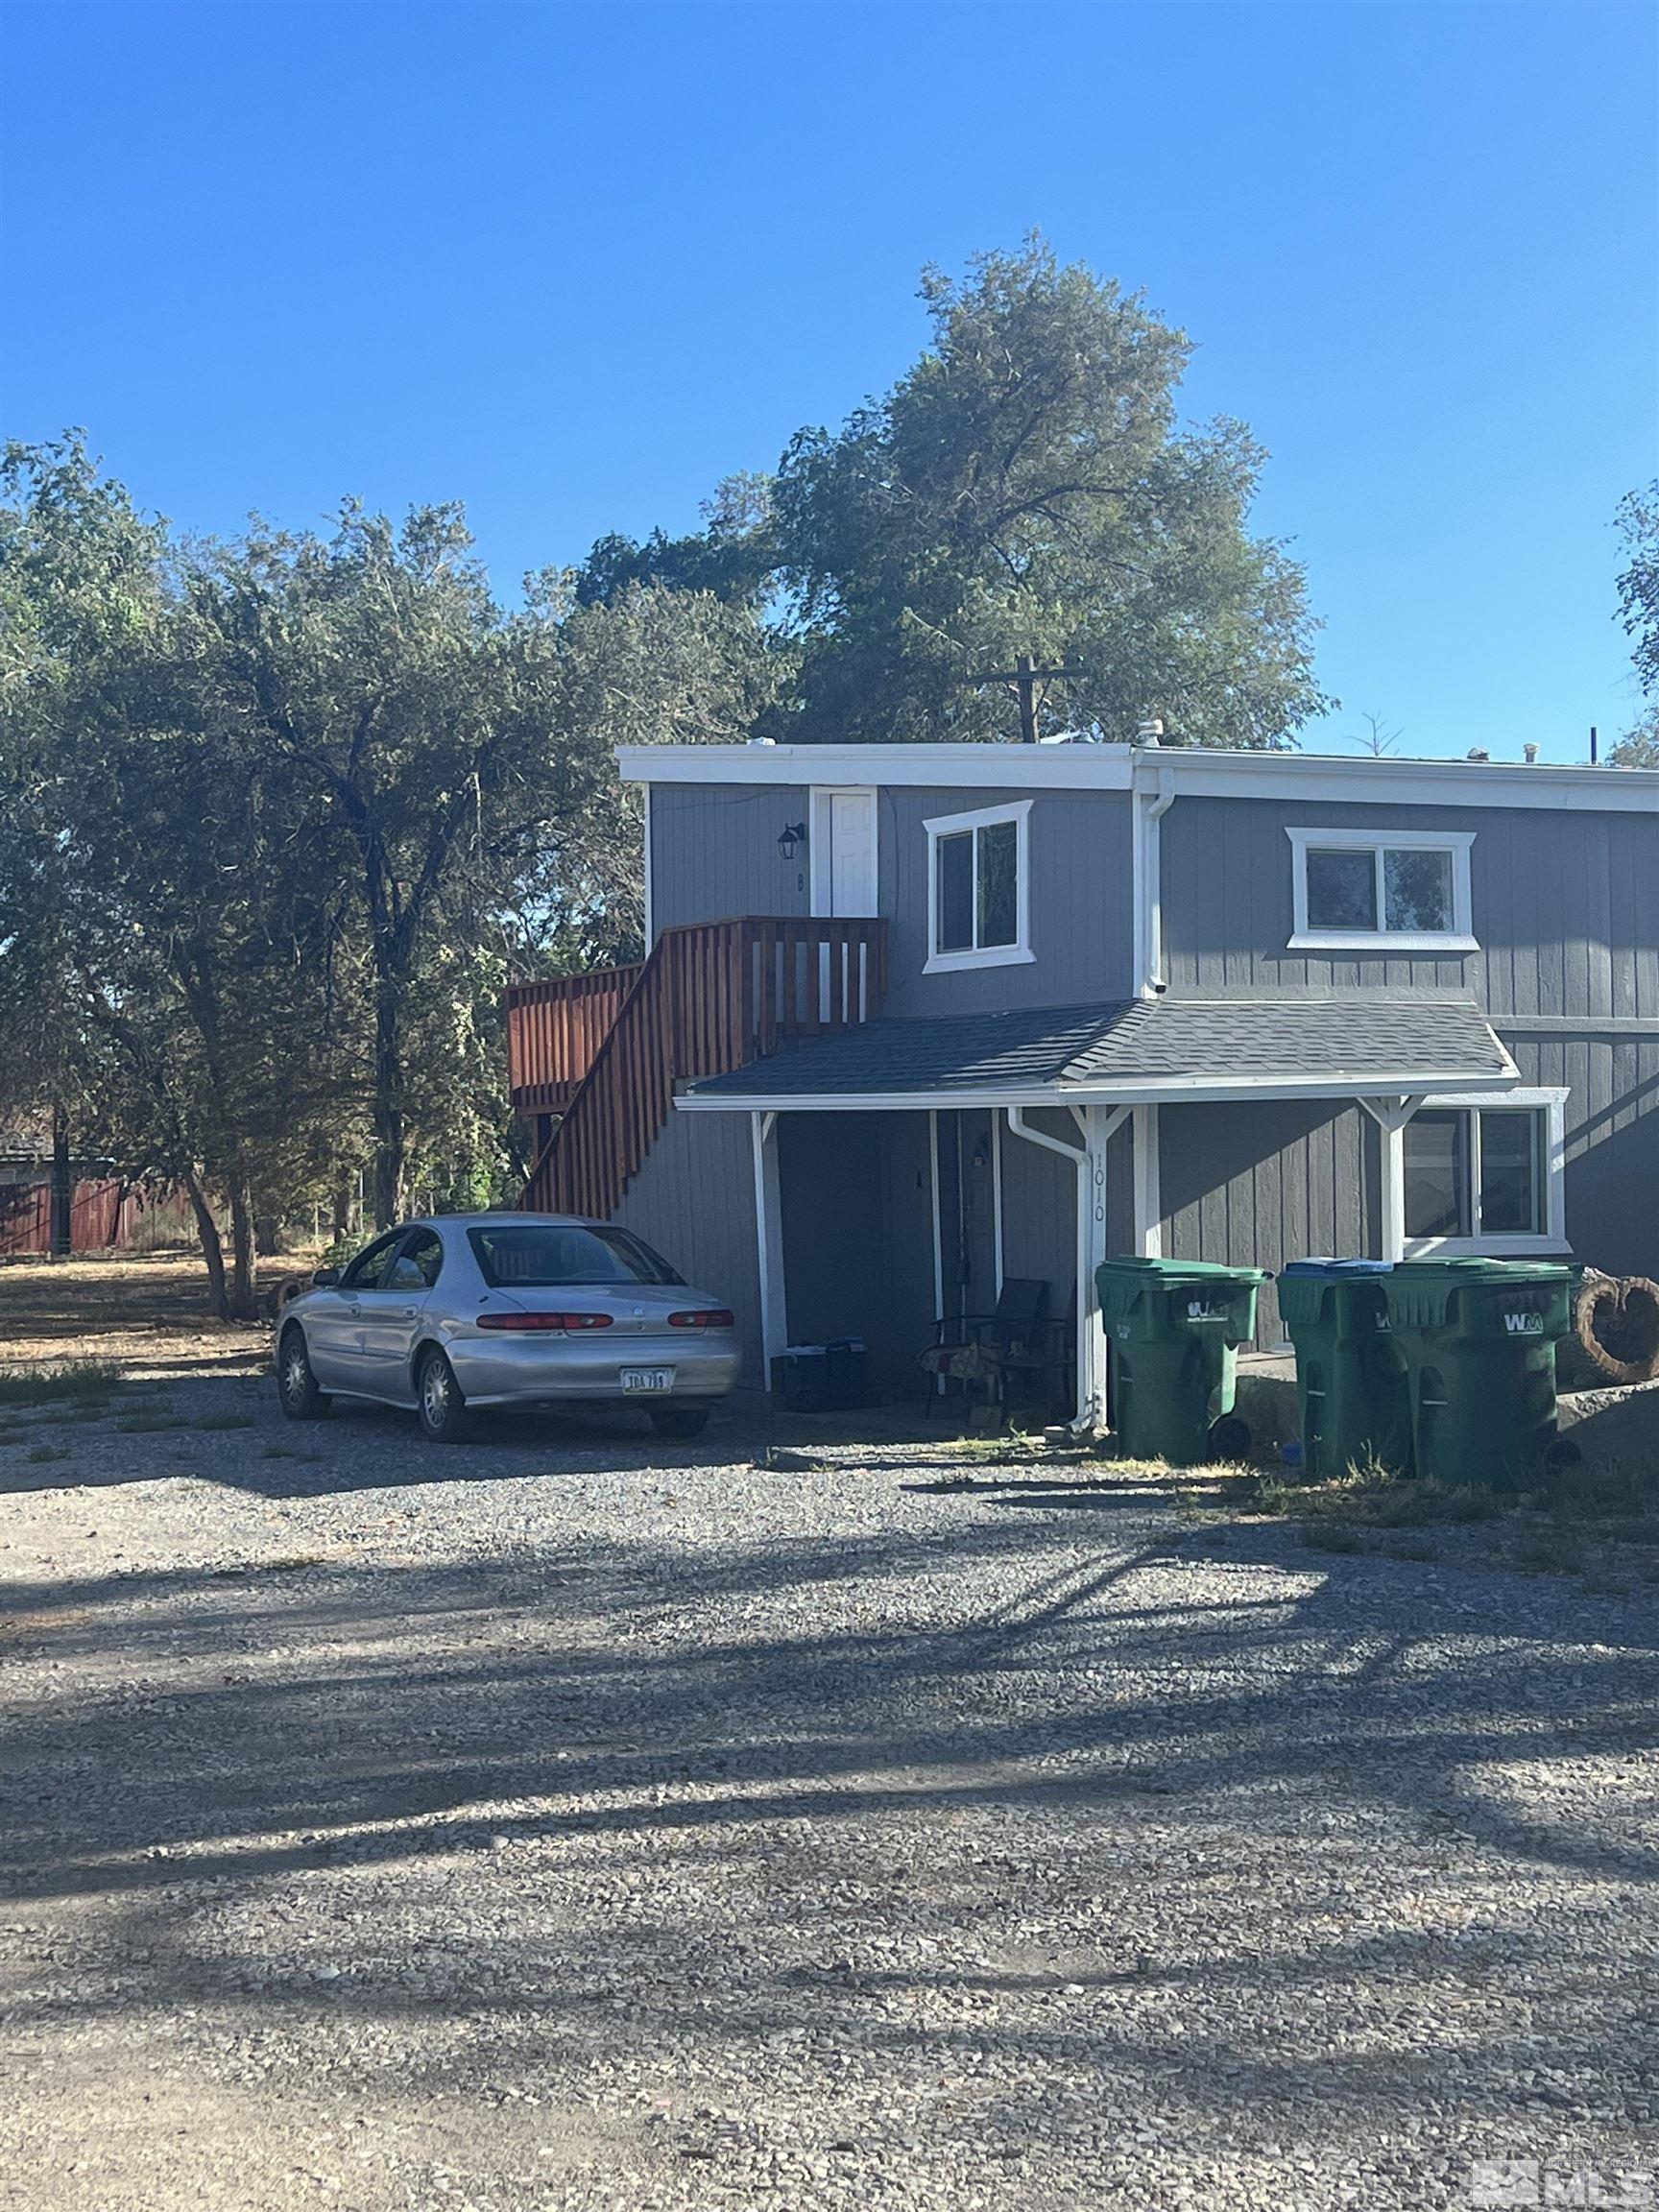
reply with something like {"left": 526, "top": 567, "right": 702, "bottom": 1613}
{"left": 0, "top": 1359, "right": 123, "bottom": 1407}
{"left": 0, "top": 1250, "right": 300, "bottom": 1378}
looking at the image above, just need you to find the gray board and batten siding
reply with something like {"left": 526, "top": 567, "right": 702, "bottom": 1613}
{"left": 1159, "top": 793, "right": 1657, "bottom": 1015}
{"left": 648, "top": 782, "right": 812, "bottom": 934}
{"left": 611, "top": 1107, "right": 765, "bottom": 1387}
{"left": 648, "top": 781, "right": 1137, "bottom": 1013}
{"left": 1157, "top": 791, "right": 1659, "bottom": 1288}
{"left": 637, "top": 764, "right": 1657, "bottom": 1362}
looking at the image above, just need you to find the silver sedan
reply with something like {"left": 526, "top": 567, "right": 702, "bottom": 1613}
{"left": 275, "top": 1213, "right": 741, "bottom": 1442}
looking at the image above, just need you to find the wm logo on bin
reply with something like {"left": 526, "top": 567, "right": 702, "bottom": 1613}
{"left": 1186, "top": 1302, "right": 1225, "bottom": 1321}
{"left": 1503, "top": 1311, "right": 1546, "bottom": 1335}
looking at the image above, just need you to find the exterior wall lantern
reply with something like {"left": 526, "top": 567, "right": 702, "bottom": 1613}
{"left": 777, "top": 822, "right": 806, "bottom": 863}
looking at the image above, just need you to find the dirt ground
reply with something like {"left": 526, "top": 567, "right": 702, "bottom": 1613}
{"left": 0, "top": 1248, "right": 295, "bottom": 1377}
{"left": 2, "top": 1256, "right": 1656, "bottom": 2212}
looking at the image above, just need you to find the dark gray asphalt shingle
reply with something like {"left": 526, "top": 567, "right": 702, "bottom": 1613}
{"left": 683, "top": 996, "right": 1512, "bottom": 1099}
{"left": 1062, "top": 997, "right": 1515, "bottom": 1085}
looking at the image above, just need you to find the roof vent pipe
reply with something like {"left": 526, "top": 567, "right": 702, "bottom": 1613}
{"left": 1467, "top": 747, "right": 1491, "bottom": 763}
{"left": 1523, "top": 742, "right": 1539, "bottom": 765}
{"left": 1135, "top": 718, "right": 1164, "bottom": 747}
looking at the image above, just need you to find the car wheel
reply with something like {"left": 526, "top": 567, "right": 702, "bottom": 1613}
{"left": 277, "top": 1327, "right": 330, "bottom": 1421}
{"left": 648, "top": 1404, "right": 710, "bottom": 1441}
{"left": 417, "top": 1347, "right": 473, "bottom": 1443}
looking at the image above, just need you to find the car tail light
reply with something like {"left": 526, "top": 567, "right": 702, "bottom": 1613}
{"left": 476, "top": 1311, "right": 615, "bottom": 1333}
{"left": 667, "top": 1309, "right": 734, "bottom": 1330}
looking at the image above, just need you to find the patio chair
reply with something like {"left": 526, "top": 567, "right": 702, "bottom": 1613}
{"left": 919, "top": 1277, "right": 1051, "bottom": 1421}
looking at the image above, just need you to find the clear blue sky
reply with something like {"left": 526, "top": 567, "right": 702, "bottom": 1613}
{"left": 3, "top": 1, "right": 1655, "bottom": 759}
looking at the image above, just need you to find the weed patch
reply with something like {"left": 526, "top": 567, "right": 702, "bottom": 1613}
{"left": 0, "top": 1360, "right": 122, "bottom": 1408}
{"left": 1379, "top": 1534, "right": 1439, "bottom": 1563}
{"left": 1505, "top": 1528, "right": 1587, "bottom": 1576}
{"left": 25, "top": 1444, "right": 69, "bottom": 1465}
{"left": 1300, "top": 1524, "right": 1364, "bottom": 1554}
{"left": 195, "top": 1413, "right": 255, "bottom": 1432}
{"left": 1250, "top": 1468, "right": 1503, "bottom": 1529}
{"left": 115, "top": 1413, "right": 181, "bottom": 1434}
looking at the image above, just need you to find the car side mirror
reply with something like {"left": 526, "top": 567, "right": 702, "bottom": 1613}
{"left": 312, "top": 1266, "right": 341, "bottom": 1288}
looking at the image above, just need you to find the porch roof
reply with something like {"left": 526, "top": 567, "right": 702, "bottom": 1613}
{"left": 676, "top": 995, "right": 1518, "bottom": 1111}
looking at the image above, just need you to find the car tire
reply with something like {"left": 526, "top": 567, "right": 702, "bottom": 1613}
{"left": 648, "top": 1404, "right": 710, "bottom": 1441}
{"left": 417, "top": 1347, "right": 473, "bottom": 1443}
{"left": 277, "top": 1327, "right": 330, "bottom": 1421}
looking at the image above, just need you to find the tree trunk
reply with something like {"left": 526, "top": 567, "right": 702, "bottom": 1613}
{"left": 372, "top": 974, "right": 404, "bottom": 1229}
{"left": 331, "top": 1179, "right": 352, "bottom": 1240}
{"left": 50, "top": 1100, "right": 73, "bottom": 1258}
{"left": 181, "top": 1164, "right": 229, "bottom": 1320}
{"left": 227, "top": 1173, "right": 258, "bottom": 1321}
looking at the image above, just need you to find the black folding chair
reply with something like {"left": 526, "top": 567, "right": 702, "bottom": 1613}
{"left": 919, "top": 1278, "right": 1051, "bottom": 1420}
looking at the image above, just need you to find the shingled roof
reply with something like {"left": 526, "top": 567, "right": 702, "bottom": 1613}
{"left": 680, "top": 996, "right": 1516, "bottom": 1106}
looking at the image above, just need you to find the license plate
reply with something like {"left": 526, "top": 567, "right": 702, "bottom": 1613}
{"left": 620, "top": 1366, "right": 676, "bottom": 1393}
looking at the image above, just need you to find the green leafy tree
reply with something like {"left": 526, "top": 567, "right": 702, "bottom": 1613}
{"left": 192, "top": 514, "right": 784, "bottom": 1226}
{"left": 1608, "top": 702, "right": 1658, "bottom": 768}
{"left": 1614, "top": 482, "right": 1659, "bottom": 695}
{"left": 0, "top": 435, "right": 350, "bottom": 1313}
{"left": 1611, "top": 484, "right": 1659, "bottom": 765}
{"left": 593, "top": 241, "right": 1328, "bottom": 746}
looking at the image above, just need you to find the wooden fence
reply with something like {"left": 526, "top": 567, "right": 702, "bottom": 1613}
{"left": 0, "top": 1177, "right": 194, "bottom": 1258}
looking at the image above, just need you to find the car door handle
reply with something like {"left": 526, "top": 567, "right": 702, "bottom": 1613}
{"left": 399, "top": 1306, "right": 418, "bottom": 1317}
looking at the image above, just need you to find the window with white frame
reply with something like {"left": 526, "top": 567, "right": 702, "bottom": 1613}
{"left": 1286, "top": 827, "right": 1477, "bottom": 951}
{"left": 1395, "top": 1090, "right": 1567, "bottom": 1256}
{"left": 925, "top": 801, "right": 1033, "bottom": 972}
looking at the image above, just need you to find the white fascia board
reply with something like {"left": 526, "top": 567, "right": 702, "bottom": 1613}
{"left": 1165, "top": 750, "right": 1659, "bottom": 813}
{"left": 616, "top": 743, "right": 1135, "bottom": 790}
{"left": 616, "top": 741, "right": 1658, "bottom": 813}
{"left": 674, "top": 1066, "right": 1520, "bottom": 1114}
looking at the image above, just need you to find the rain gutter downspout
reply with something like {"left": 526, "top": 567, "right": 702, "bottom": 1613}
{"left": 1133, "top": 740, "right": 1177, "bottom": 999}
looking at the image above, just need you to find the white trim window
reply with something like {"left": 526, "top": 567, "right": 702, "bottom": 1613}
{"left": 925, "top": 800, "right": 1034, "bottom": 974}
{"left": 1286, "top": 827, "right": 1477, "bottom": 952}
{"left": 1391, "top": 1088, "right": 1569, "bottom": 1258}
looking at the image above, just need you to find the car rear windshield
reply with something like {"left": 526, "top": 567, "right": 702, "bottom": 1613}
{"left": 467, "top": 1224, "right": 685, "bottom": 1288}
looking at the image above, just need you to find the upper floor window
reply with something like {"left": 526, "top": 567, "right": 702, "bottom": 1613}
{"left": 925, "top": 801, "right": 1034, "bottom": 973}
{"left": 1286, "top": 827, "right": 1477, "bottom": 952}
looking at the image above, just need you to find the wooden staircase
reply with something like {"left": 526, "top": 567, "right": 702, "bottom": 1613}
{"left": 511, "top": 916, "right": 887, "bottom": 1219}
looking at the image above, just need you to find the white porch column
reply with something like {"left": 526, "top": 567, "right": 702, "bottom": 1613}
{"left": 750, "top": 1111, "right": 787, "bottom": 1386}
{"left": 1075, "top": 1107, "right": 1118, "bottom": 1429}
{"left": 1132, "top": 1104, "right": 1163, "bottom": 1258}
{"left": 1358, "top": 1094, "right": 1426, "bottom": 1262}
{"left": 1003, "top": 1103, "right": 1125, "bottom": 1431}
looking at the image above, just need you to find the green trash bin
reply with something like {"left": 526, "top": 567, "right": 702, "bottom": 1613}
{"left": 1381, "top": 1260, "right": 1574, "bottom": 1489}
{"left": 1095, "top": 1257, "right": 1266, "bottom": 1466}
{"left": 1278, "top": 1261, "right": 1413, "bottom": 1479}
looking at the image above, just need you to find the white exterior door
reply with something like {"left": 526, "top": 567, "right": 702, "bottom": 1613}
{"left": 827, "top": 790, "right": 877, "bottom": 916}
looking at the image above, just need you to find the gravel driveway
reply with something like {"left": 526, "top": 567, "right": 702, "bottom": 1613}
{"left": 2, "top": 1353, "right": 1656, "bottom": 2211}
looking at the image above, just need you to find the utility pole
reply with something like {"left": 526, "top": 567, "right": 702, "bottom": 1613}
{"left": 973, "top": 652, "right": 1082, "bottom": 743}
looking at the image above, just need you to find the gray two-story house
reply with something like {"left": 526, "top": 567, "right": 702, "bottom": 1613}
{"left": 508, "top": 737, "right": 1658, "bottom": 1424}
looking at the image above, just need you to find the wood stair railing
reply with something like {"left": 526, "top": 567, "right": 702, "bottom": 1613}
{"left": 519, "top": 916, "right": 887, "bottom": 1219}
{"left": 507, "top": 964, "right": 645, "bottom": 1116}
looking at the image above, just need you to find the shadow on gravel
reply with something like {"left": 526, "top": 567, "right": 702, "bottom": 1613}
{"left": 4, "top": 1506, "right": 1658, "bottom": 1934}
{"left": 0, "top": 1374, "right": 977, "bottom": 1502}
